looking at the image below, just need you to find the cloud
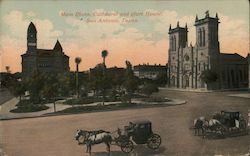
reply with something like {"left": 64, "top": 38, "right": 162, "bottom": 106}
{"left": 147, "top": 10, "right": 249, "bottom": 56}
{"left": 26, "top": 11, "right": 36, "bottom": 17}
{"left": 219, "top": 13, "right": 249, "bottom": 55}
{"left": 0, "top": 9, "right": 248, "bottom": 72}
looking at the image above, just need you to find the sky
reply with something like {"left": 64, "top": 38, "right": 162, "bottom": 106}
{"left": 0, "top": 0, "right": 249, "bottom": 72}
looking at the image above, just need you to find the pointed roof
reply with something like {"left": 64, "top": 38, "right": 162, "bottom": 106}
{"left": 195, "top": 15, "right": 198, "bottom": 22}
{"left": 54, "top": 40, "right": 63, "bottom": 51}
{"left": 28, "top": 22, "right": 37, "bottom": 33}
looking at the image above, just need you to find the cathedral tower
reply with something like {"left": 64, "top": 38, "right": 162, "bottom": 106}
{"left": 194, "top": 11, "right": 220, "bottom": 69}
{"left": 168, "top": 22, "right": 188, "bottom": 87}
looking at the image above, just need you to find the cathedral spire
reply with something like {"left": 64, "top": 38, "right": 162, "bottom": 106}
{"left": 185, "top": 23, "right": 188, "bottom": 29}
{"left": 169, "top": 24, "right": 172, "bottom": 31}
{"left": 195, "top": 15, "right": 198, "bottom": 22}
{"left": 215, "top": 12, "right": 219, "bottom": 19}
{"left": 177, "top": 21, "right": 179, "bottom": 28}
{"left": 205, "top": 10, "right": 209, "bottom": 18}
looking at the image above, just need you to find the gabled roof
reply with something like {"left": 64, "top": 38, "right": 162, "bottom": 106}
{"left": 53, "top": 40, "right": 63, "bottom": 51}
{"left": 219, "top": 53, "right": 247, "bottom": 64}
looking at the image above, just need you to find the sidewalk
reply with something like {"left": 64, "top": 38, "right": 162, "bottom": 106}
{"left": 228, "top": 93, "right": 250, "bottom": 99}
{"left": 159, "top": 87, "right": 212, "bottom": 93}
{"left": 0, "top": 98, "right": 71, "bottom": 120}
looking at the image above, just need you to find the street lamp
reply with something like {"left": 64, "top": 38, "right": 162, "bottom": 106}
{"left": 75, "top": 57, "right": 82, "bottom": 99}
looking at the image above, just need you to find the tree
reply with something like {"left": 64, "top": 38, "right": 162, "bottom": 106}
{"left": 75, "top": 57, "right": 82, "bottom": 98}
{"left": 5, "top": 66, "right": 11, "bottom": 73}
{"left": 155, "top": 73, "right": 168, "bottom": 86}
{"left": 141, "top": 83, "right": 159, "bottom": 97}
{"left": 11, "top": 81, "right": 26, "bottom": 101}
{"left": 101, "top": 50, "right": 108, "bottom": 67}
{"left": 200, "top": 70, "right": 218, "bottom": 84}
{"left": 27, "top": 71, "right": 45, "bottom": 104}
{"left": 122, "top": 61, "right": 139, "bottom": 104}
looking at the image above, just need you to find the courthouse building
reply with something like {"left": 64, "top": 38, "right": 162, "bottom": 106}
{"left": 21, "top": 22, "right": 69, "bottom": 78}
{"left": 167, "top": 11, "right": 248, "bottom": 90}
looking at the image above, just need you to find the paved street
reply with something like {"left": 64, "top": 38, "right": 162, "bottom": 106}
{"left": 0, "top": 90, "right": 250, "bottom": 156}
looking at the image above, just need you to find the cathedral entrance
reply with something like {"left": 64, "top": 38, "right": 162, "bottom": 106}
{"left": 171, "top": 76, "right": 176, "bottom": 87}
{"left": 183, "top": 75, "right": 189, "bottom": 88}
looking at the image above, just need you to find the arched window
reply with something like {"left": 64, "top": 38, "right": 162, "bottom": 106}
{"left": 173, "top": 35, "right": 176, "bottom": 50}
{"left": 198, "top": 28, "right": 202, "bottom": 47}
{"left": 170, "top": 36, "right": 173, "bottom": 50}
{"left": 202, "top": 28, "right": 205, "bottom": 46}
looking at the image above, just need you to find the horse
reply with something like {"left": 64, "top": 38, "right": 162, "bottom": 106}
{"left": 193, "top": 116, "right": 207, "bottom": 136}
{"left": 75, "top": 129, "right": 107, "bottom": 144}
{"left": 202, "top": 119, "right": 226, "bottom": 138}
{"left": 75, "top": 129, "right": 112, "bottom": 155}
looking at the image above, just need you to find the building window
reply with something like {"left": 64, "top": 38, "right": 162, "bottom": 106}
{"left": 170, "top": 36, "right": 173, "bottom": 50}
{"left": 198, "top": 28, "right": 202, "bottom": 47}
{"left": 202, "top": 28, "right": 205, "bottom": 46}
{"left": 173, "top": 35, "right": 176, "bottom": 51}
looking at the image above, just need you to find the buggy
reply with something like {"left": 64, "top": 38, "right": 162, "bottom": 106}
{"left": 75, "top": 120, "right": 161, "bottom": 154}
{"left": 204, "top": 111, "right": 248, "bottom": 138}
{"left": 115, "top": 119, "right": 162, "bottom": 153}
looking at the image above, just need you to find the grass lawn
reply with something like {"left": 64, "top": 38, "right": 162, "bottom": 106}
{"left": 10, "top": 100, "right": 50, "bottom": 113}
{"left": 51, "top": 102, "right": 138, "bottom": 114}
{"left": 63, "top": 97, "right": 121, "bottom": 105}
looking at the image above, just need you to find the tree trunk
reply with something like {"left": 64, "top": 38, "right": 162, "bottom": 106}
{"left": 53, "top": 101, "right": 56, "bottom": 112}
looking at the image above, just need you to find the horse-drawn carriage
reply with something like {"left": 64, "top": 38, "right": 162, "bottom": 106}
{"left": 193, "top": 111, "right": 248, "bottom": 139}
{"left": 117, "top": 120, "right": 162, "bottom": 153}
{"left": 75, "top": 120, "right": 161, "bottom": 154}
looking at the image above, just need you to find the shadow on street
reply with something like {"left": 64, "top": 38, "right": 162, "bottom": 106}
{"left": 91, "top": 145, "right": 167, "bottom": 156}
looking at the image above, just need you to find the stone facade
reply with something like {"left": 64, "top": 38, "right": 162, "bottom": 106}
{"left": 167, "top": 12, "right": 248, "bottom": 90}
{"left": 134, "top": 64, "right": 167, "bottom": 80}
{"left": 21, "top": 22, "right": 69, "bottom": 78}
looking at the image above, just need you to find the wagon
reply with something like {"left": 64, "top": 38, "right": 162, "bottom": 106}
{"left": 204, "top": 111, "right": 248, "bottom": 138}
{"left": 115, "top": 120, "right": 162, "bottom": 153}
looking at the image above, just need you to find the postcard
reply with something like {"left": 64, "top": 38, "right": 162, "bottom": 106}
{"left": 0, "top": 0, "right": 249, "bottom": 156}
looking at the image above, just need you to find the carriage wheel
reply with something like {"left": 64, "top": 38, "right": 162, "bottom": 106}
{"left": 147, "top": 133, "right": 161, "bottom": 150}
{"left": 240, "top": 119, "right": 247, "bottom": 129}
{"left": 116, "top": 135, "right": 129, "bottom": 146}
{"left": 120, "top": 140, "right": 134, "bottom": 153}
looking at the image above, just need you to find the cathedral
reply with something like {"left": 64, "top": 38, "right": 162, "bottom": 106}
{"left": 21, "top": 22, "right": 69, "bottom": 78}
{"left": 167, "top": 11, "right": 248, "bottom": 90}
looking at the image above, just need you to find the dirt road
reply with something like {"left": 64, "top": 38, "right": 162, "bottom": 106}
{"left": 1, "top": 90, "right": 249, "bottom": 156}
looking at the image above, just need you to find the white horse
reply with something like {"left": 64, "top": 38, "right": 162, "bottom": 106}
{"left": 75, "top": 129, "right": 112, "bottom": 155}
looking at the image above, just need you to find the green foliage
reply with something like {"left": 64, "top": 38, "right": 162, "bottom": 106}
{"left": 11, "top": 100, "right": 49, "bottom": 113}
{"left": 155, "top": 73, "right": 168, "bottom": 86}
{"left": 200, "top": 70, "right": 218, "bottom": 84}
{"left": 52, "top": 102, "right": 137, "bottom": 114}
{"left": 140, "top": 83, "right": 159, "bottom": 97}
{"left": 64, "top": 96, "right": 120, "bottom": 105}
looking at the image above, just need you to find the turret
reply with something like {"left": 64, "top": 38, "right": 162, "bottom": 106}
{"left": 27, "top": 22, "right": 37, "bottom": 52}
